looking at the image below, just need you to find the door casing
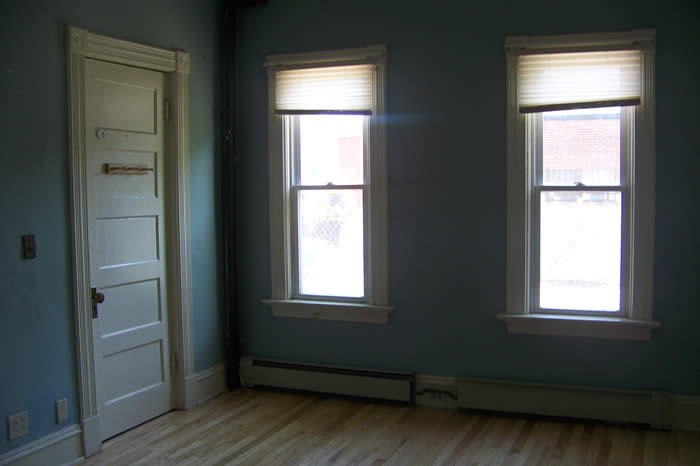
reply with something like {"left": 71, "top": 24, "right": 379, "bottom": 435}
{"left": 66, "top": 25, "right": 192, "bottom": 457}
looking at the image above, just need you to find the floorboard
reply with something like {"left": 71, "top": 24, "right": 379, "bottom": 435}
{"left": 84, "top": 389, "right": 700, "bottom": 465}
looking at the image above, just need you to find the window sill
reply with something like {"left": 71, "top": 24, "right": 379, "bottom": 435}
{"left": 497, "top": 314, "right": 659, "bottom": 340}
{"left": 262, "top": 299, "right": 393, "bottom": 324}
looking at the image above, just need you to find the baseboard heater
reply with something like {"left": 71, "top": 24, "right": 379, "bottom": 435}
{"left": 240, "top": 356, "right": 414, "bottom": 402}
{"left": 457, "top": 377, "right": 669, "bottom": 427}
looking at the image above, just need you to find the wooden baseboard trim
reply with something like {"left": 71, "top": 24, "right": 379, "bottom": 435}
{"left": 0, "top": 425, "right": 82, "bottom": 466}
{"left": 184, "top": 363, "right": 227, "bottom": 409}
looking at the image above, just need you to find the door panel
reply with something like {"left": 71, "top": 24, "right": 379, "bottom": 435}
{"left": 99, "top": 280, "right": 161, "bottom": 335}
{"left": 90, "top": 78, "right": 157, "bottom": 133}
{"left": 95, "top": 216, "right": 160, "bottom": 268}
{"left": 85, "top": 58, "right": 171, "bottom": 441}
{"left": 102, "top": 341, "right": 164, "bottom": 401}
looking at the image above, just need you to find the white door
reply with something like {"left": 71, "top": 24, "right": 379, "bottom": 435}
{"left": 85, "top": 58, "right": 172, "bottom": 440}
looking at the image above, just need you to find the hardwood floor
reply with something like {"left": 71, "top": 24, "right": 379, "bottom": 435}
{"left": 85, "top": 389, "right": 699, "bottom": 465}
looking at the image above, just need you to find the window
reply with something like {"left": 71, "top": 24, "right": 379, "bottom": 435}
{"left": 500, "top": 30, "right": 659, "bottom": 339}
{"left": 263, "top": 46, "right": 392, "bottom": 324}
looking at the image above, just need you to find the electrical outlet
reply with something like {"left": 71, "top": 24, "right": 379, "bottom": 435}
{"left": 8, "top": 411, "right": 29, "bottom": 440}
{"left": 56, "top": 399, "right": 68, "bottom": 424}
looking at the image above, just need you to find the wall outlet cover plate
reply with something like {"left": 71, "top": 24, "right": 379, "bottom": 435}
{"left": 8, "top": 411, "right": 29, "bottom": 440}
{"left": 56, "top": 399, "right": 68, "bottom": 424}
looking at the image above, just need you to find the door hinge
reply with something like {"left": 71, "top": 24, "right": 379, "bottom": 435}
{"left": 164, "top": 99, "right": 170, "bottom": 122}
{"left": 171, "top": 352, "right": 178, "bottom": 376}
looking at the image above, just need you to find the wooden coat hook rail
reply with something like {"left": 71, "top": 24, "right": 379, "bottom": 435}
{"left": 105, "top": 163, "right": 154, "bottom": 175}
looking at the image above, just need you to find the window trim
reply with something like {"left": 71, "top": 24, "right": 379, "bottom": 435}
{"left": 501, "top": 30, "right": 658, "bottom": 340}
{"left": 265, "top": 46, "right": 392, "bottom": 324}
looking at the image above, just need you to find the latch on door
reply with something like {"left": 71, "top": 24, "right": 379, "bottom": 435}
{"left": 91, "top": 287, "right": 105, "bottom": 318}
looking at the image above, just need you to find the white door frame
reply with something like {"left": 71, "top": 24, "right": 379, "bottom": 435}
{"left": 66, "top": 25, "right": 193, "bottom": 456}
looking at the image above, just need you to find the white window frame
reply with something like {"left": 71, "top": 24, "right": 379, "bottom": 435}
{"left": 499, "top": 30, "right": 659, "bottom": 340}
{"left": 263, "top": 46, "right": 393, "bottom": 324}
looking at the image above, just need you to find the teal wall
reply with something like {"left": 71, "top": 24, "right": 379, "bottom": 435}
{"left": 0, "top": 0, "right": 223, "bottom": 454}
{"left": 235, "top": 0, "right": 699, "bottom": 395}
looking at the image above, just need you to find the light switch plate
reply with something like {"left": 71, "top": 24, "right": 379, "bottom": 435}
{"left": 8, "top": 411, "right": 29, "bottom": 440}
{"left": 22, "top": 234, "right": 36, "bottom": 259}
{"left": 56, "top": 399, "right": 68, "bottom": 424}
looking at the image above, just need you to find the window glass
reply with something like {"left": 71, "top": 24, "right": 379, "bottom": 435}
{"left": 542, "top": 107, "right": 621, "bottom": 186}
{"left": 539, "top": 191, "right": 622, "bottom": 311}
{"left": 297, "top": 189, "right": 364, "bottom": 297}
{"left": 299, "top": 115, "right": 364, "bottom": 186}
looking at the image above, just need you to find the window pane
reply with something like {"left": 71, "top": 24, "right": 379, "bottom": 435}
{"left": 298, "top": 189, "right": 364, "bottom": 297}
{"left": 299, "top": 115, "right": 364, "bottom": 185}
{"left": 539, "top": 191, "right": 621, "bottom": 311}
{"left": 543, "top": 107, "right": 620, "bottom": 186}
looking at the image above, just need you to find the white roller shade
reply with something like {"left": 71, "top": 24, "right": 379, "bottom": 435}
{"left": 274, "top": 64, "right": 374, "bottom": 114}
{"left": 518, "top": 50, "right": 641, "bottom": 113}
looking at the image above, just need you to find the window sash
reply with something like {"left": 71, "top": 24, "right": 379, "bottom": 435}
{"left": 293, "top": 184, "right": 366, "bottom": 190}
{"left": 531, "top": 188, "right": 626, "bottom": 317}
{"left": 290, "top": 115, "right": 367, "bottom": 187}
{"left": 528, "top": 109, "right": 632, "bottom": 317}
{"left": 288, "top": 116, "right": 370, "bottom": 302}
{"left": 536, "top": 185, "right": 623, "bottom": 191}
{"left": 291, "top": 186, "right": 367, "bottom": 302}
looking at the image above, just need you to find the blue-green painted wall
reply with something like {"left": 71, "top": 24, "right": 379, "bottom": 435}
{"left": 0, "top": 0, "right": 223, "bottom": 454}
{"left": 235, "top": 0, "right": 699, "bottom": 395}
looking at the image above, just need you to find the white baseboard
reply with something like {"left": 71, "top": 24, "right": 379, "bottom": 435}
{"left": 415, "top": 375, "right": 458, "bottom": 409}
{"left": 81, "top": 415, "right": 101, "bottom": 457}
{"left": 672, "top": 395, "right": 700, "bottom": 432}
{"left": 0, "top": 425, "right": 83, "bottom": 466}
{"left": 456, "top": 377, "right": 700, "bottom": 431}
{"left": 184, "top": 363, "right": 228, "bottom": 409}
